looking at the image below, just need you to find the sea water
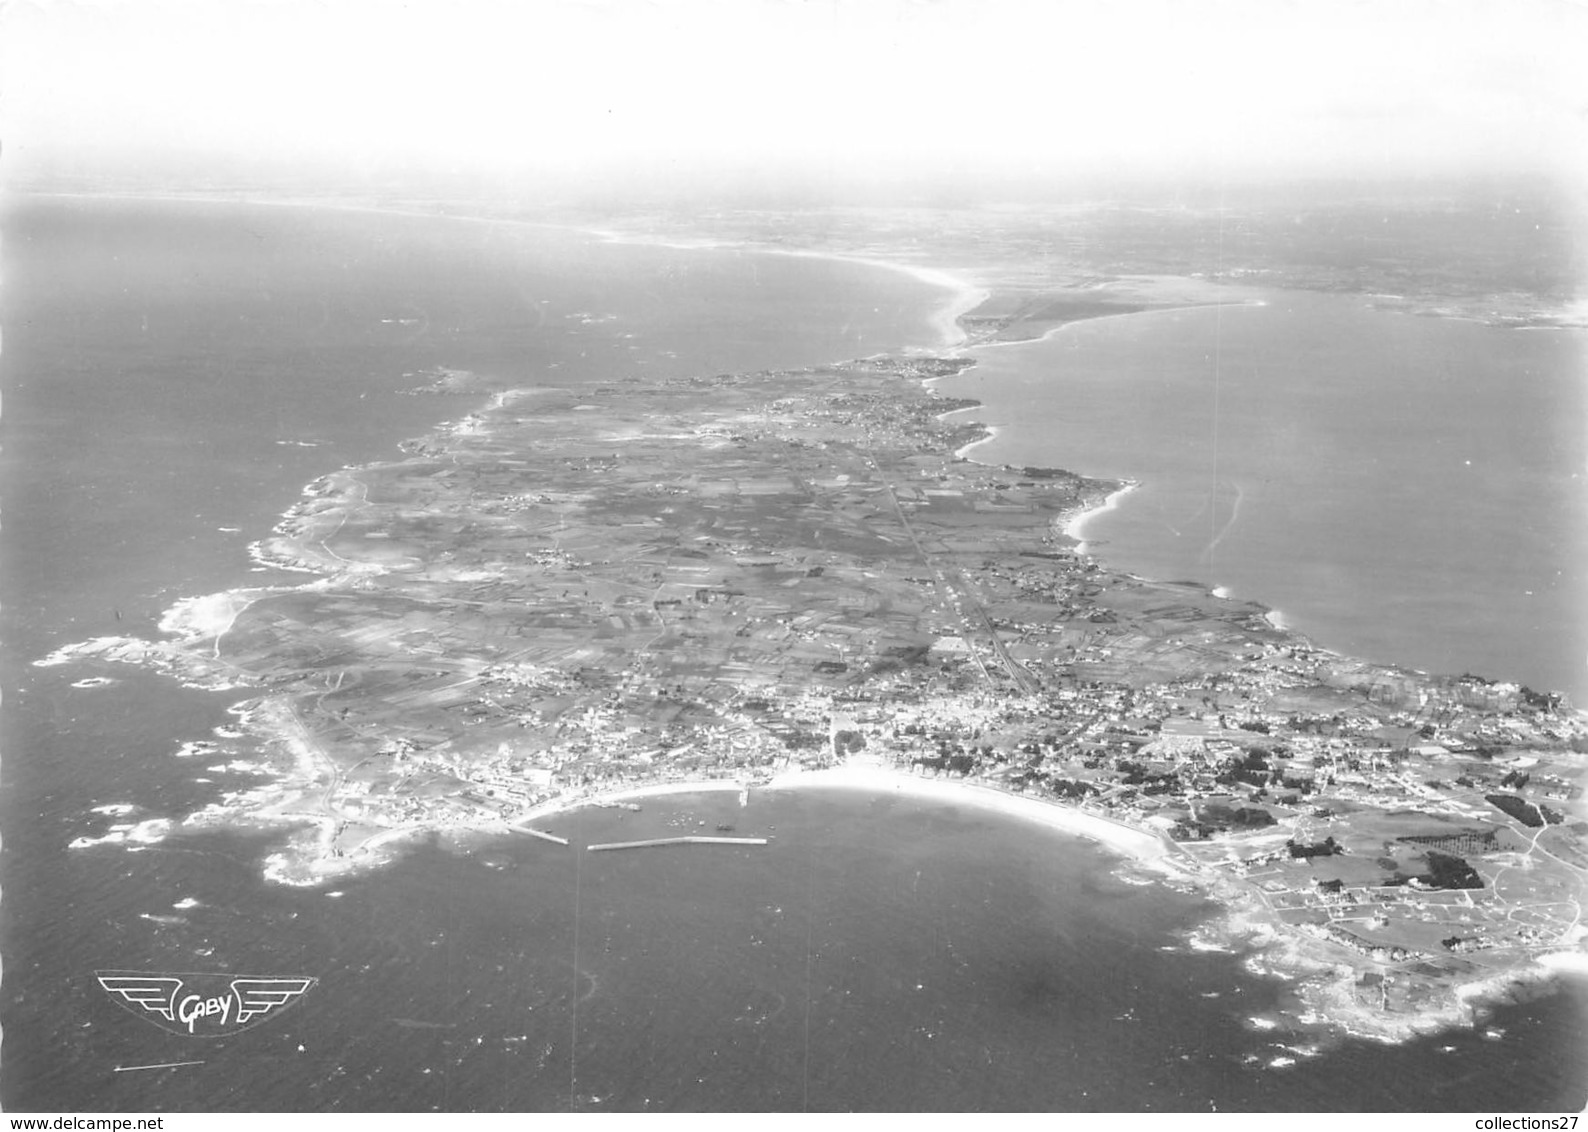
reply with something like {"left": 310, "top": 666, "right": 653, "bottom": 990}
{"left": 2, "top": 197, "right": 1583, "bottom": 1111}
{"left": 942, "top": 296, "right": 1588, "bottom": 702}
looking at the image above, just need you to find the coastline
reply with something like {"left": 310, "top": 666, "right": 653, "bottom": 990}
{"left": 943, "top": 289, "right": 1588, "bottom": 704}
{"left": 518, "top": 777, "right": 749, "bottom": 827}
{"left": 39, "top": 213, "right": 998, "bottom": 881}
{"left": 887, "top": 264, "right": 1588, "bottom": 1045}
{"left": 240, "top": 748, "right": 1183, "bottom": 882}
{"left": 525, "top": 761, "right": 1170, "bottom": 865}
{"left": 29, "top": 190, "right": 988, "bottom": 355}
{"left": 258, "top": 753, "right": 1584, "bottom": 1048}
{"left": 1062, "top": 481, "right": 1139, "bottom": 555}
{"left": 583, "top": 227, "right": 989, "bottom": 352}
{"left": 952, "top": 423, "right": 1001, "bottom": 461}
{"left": 35, "top": 197, "right": 1586, "bottom": 1056}
{"left": 754, "top": 246, "right": 987, "bottom": 350}
{"left": 764, "top": 761, "right": 1171, "bottom": 862}
{"left": 969, "top": 296, "right": 1270, "bottom": 352}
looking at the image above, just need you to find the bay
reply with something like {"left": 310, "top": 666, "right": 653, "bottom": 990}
{"left": 943, "top": 294, "right": 1588, "bottom": 702}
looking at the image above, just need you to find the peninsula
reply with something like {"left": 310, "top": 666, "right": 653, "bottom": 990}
{"left": 42, "top": 313, "right": 1588, "bottom": 1046}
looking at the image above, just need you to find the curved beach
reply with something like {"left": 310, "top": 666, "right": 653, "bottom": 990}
{"left": 506, "top": 761, "right": 1173, "bottom": 866}
{"left": 764, "top": 762, "right": 1170, "bottom": 862}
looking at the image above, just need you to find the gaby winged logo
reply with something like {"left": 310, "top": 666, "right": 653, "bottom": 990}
{"left": 96, "top": 971, "right": 317, "bottom": 1036}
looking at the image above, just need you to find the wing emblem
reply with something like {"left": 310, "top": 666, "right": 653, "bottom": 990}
{"left": 96, "top": 974, "right": 181, "bottom": 1022}
{"left": 232, "top": 977, "right": 316, "bottom": 1025}
{"left": 96, "top": 971, "right": 317, "bottom": 1035}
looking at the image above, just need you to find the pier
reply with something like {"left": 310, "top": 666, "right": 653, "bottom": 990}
{"left": 586, "top": 835, "right": 768, "bottom": 852}
{"left": 510, "top": 825, "right": 570, "bottom": 846}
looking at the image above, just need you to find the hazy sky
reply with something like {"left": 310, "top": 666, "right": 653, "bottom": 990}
{"left": 4, "top": 0, "right": 1585, "bottom": 195}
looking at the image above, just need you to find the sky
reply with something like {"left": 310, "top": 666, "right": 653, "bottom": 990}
{"left": 3, "top": 0, "right": 1586, "bottom": 198}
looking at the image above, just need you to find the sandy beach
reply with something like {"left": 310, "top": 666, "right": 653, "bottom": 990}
{"left": 752, "top": 247, "right": 986, "bottom": 349}
{"left": 766, "top": 762, "right": 1170, "bottom": 862}
{"left": 584, "top": 224, "right": 989, "bottom": 353}
{"left": 1062, "top": 481, "right": 1138, "bottom": 554}
{"left": 888, "top": 262, "right": 988, "bottom": 349}
{"left": 296, "top": 760, "right": 1176, "bottom": 874}
{"left": 953, "top": 423, "right": 1001, "bottom": 461}
{"left": 500, "top": 761, "right": 1171, "bottom": 868}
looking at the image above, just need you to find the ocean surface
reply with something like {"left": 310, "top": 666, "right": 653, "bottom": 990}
{"left": 1, "top": 197, "right": 1584, "bottom": 1112}
{"left": 943, "top": 298, "right": 1588, "bottom": 702}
